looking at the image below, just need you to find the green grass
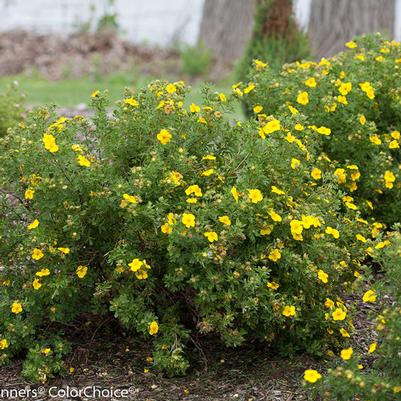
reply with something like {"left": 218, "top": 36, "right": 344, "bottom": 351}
{"left": 0, "top": 73, "right": 242, "bottom": 118}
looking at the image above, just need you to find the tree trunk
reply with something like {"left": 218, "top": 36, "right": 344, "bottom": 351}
{"left": 308, "top": 0, "right": 396, "bottom": 58}
{"left": 198, "top": 0, "right": 257, "bottom": 74}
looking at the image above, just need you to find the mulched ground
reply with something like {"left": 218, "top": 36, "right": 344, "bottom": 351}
{"left": 1, "top": 289, "right": 380, "bottom": 401}
{"left": 0, "top": 327, "right": 315, "bottom": 401}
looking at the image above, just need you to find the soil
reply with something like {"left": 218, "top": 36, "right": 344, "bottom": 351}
{"left": 0, "top": 29, "right": 182, "bottom": 80}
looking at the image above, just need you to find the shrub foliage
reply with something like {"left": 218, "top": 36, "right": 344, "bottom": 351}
{"left": 306, "top": 231, "right": 401, "bottom": 401}
{"left": 243, "top": 34, "right": 401, "bottom": 225}
{"left": 0, "top": 80, "right": 381, "bottom": 381}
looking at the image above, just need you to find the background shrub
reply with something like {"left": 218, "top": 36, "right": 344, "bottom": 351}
{"left": 236, "top": 0, "right": 309, "bottom": 113}
{"left": 306, "top": 231, "right": 401, "bottom": 401}
{"left": 243, "top": 34, "right": 401, "bottom": 225}
{"left": 180, "top": 43, "right": 212, "bottom": 77}
{"left": 0, "top": 81, "right": 377, "bottom": 381}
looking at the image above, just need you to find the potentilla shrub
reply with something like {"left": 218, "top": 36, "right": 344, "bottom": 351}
{"left": 0, "top": 82, "right": 378, "bottom": 382}
{"left": 242, "top": 34, "right": 401, "bottom": 225}
{"left": 303, "top": 231, "right": 401, "bottom": 401}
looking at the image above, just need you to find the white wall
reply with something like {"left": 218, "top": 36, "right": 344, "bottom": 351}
{"left": 0, "top": 0, "right": 204, "bottom": 46}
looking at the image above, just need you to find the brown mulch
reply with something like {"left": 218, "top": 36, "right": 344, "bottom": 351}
{"left": 0, "top": 330, "right": 313, "bottom": 401}
{"left": 0, "top": 30, "right": 181, "bottom": 80}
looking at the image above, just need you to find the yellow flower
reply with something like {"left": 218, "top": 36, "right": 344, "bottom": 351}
{"left": 325, "top": 226, "right": 340, "bottom": 239}
{"left": 0, "top": 339, "right": 9, "bottom": 349}
{"left": 91, "top": 90, "right": 100, "bottom": 98}
{"left": 136, "top": 270, "right": 148, "bottom": 280}
{"left": 362, "top": 289, "right": 377, "bottom": 303}
{"left": 359, "top": 82, "right": 375, "bottom": 99}
{"left": 231, "top": 186, "right": 239, "bottom": 202}
{"left": 32, "top": 248, "right": 44, "bottom": 261}
{"left": 291, "top": 158, "right": 301, "bottom": 169}
{"left": 254, "top": 59, "right": 267, "bottom": 70}
{"left": 297, "top": 91, "right": 309, "bottom": 105}
{"left": 204, "top": 231, "right": 218, "bottom": 242}
{"left": 77, "top": 155, "right": 91, "bottom": 167}
{"left": 262, "top": 119, "right": 281, "bottom": 136}
{"left": 27, "top": 219, "right": 39, "bottom": 230}
{"left": 129, "top": 258, "right": 143, "bottom": 272}
{"left": 149, "top": 321, "right": 159, "bottom": 335}
{"left": 32, "top": 278, "right": 42, "bottom": 290}
{"left": 282, "top": 305, "right": 296, "bottom": 317}
{"left": 369, "top": 134, "right": 382, "bottom": 145}
{"left": 355, "top": 234, "right": 367, "bottom": 243}
{"left": 384, "top": 170, "right": 396, "bottom": 189}
{"left": 345, "top": 41, "right": 357, "bottom": 49}
{"left": 124, "top": 97, "right": 139, "bottom": 107}
{"left": 36, "top": 268, "right": 50, "bottom": 277}
{"left": 317, "top": 270, "right": 328, "bottom": 284}
{"left": 161, "top": 223, "right": 173, "bottom": 234}
{"left": 389, "top": 140, "right": 399, "bottom": 149}
{"left": 166, "top": 83, "right": 176, "bottom": 94}
{"left": 271, "top": 186, "right": 285, "bottom": 195}
{"left": 359, "top": 114, "right": 366, "bottom": 125}
{"left": 201, "top": 169, "right": 215, "bottom": 177}
{"left": 189, "top": 103, "right": 201, "bottom": 113}
{"left": 202, "top": 154, "right": 216, "bottom": 161}
{"left": 316, "top": 126, "right": 331, "bottom": 136}
{"left": 332, "top": 308, "right": 346, "bottom": 321}
{"left": 334, "top": 168, "right": 347, "bottom": 184}
{"left": 260, "top": 225, "right": 273, "bottom": 236}
{"left": 304, "top": 369, "right": 322, "bottom": 383}
{"left": 169, "top": 171, "right": 183, "bottom": 186}
{"left": 294, "top": 123, "right": 304, "bottom": 131}
{"left": 73, "top": 144, "right": 84, "bottom": 154}
{"left": 58, "top": 247, "right": 70, "bottom": 254}
{"left": 340, "top": 347, "right": 353, "bottom": 361}
{"left": 268, "top": 249, "right": 281, "bottom": 262}
{"left": 248, "top": 189, "right": 263, "bottom": 203}
{"left": 311, "top": 168, "right": 322, "bottom": 180}
{"left": 76, "top": 265, "right": 88, "bottom": 279}
{"left": 375, "top": 240, "right": 391, "bottom": 249}
{"left": 243, "top": 83, "right": 255, "bottom": 94}
{"left": 368, "top": 342, "right": 377, "bottom": 354}
{"left": 340, "top": 328, "right": 350, "bottom": 338}
{"left": 182, "top": 213, "right": 196, "bottom": 228}
{"left": 301, "top": 215, "right": 320, "bottom": 229}
{"left": 185, "top": 185, "right": 202, "bottom": 197}
{"left": 218, "top": 216, "right": 231, "bottom": 226}
{"left": 43, "top": 133, "right": 59, "bottom": 153}
{"left": 290, "top": 220, "right": 303, "bottom": 240}
{"left": 156, "top": 129, "right": 172, "bottom": 145}
{"left": 267, "top": 281, "right": 280, "bottom": 290}
{"left": 42, "top": 347, "right": 51, "bottom": 356}
{"left": 391, "top": 130, "right": 400, "bottom": 140}
{"left": 11, "top": 302, "right": 23, "bottom": 314}
{"left": 253, "top": 105, "right": 263, "bottom": 114}
{"left": 25, "top": 188, "right": 35, "bottom": 200}
{"left": 121, "top": 193, "right": 138, "bottom": 208}
{"left": 218, "top": 93, "right": 227, "bottom": 102}
{"left": 339, "top": 82, "right": 352, "bottom": 96}
{"left": 324, "top": 298, "right": 335, "bottom": 309}
{"left": 268, "top": 209, "right": 282, "bottom": 222}
{"left": 305, "top": 77, "right": 317, "bottom": 88}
